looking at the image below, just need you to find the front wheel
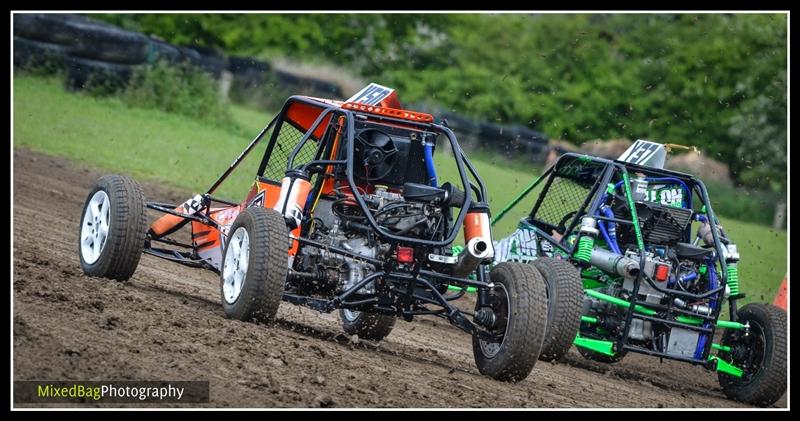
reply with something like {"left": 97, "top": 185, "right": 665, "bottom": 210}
{"left": 718, "top": 303, "right": 786, "bottom": 407}
{"left": 472, "top": 262, "right": 548, "bottom": 382}
{"left": 78, "top": 175, "right": 147, "bottom": 281}
{"left": 220, "top": 207, "right": 288, "bottom": 323}
{"left": 340, "top": 309, "right": 395, "bottom": 341}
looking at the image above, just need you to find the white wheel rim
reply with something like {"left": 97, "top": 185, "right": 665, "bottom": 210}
{"left": 342, "top": 309, "right": 360, "bottom": 322}
{"left": 222, "top": 226, "right": 250, "bottom": 304}
{"left": 80, "top": 190, "right": 111, "bottom": 265}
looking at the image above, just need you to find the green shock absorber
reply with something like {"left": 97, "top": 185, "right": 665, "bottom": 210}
{"left": 575, "top": 216, "right": 598, "bottom": 263}
{"left": 725, "top": 243, "right": 740, "bottom": 296}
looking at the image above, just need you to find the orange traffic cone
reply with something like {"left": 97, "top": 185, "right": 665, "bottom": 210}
{"left": 773, "top": 276, "right": 787, "bottom": 311}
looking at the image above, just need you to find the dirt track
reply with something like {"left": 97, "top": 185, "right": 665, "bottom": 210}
{"left": 12, "top": 148, "right": 787, "bottom": 408}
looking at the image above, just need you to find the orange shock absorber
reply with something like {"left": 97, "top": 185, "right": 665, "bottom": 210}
{"left": 463, "top": 202, "right": 494, "bottom": 259}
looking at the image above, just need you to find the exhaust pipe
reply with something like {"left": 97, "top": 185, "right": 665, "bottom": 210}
{"left": 450, "top": 237, "right": 493, "bottom": 279}
{"left": 590, "top": 248, "right": 640, "bottom": 278}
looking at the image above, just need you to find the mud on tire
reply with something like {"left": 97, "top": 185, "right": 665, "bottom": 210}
{"left": 718, "top": 303, "right": 787, "bottom": 407}
{"left": 472, "top": 262, "right": 548, "bottom": 382}
{"left": 220, "top": 207, "right": 288, "bottom": 323}
{"left": 533, "top": 257, "right": 584, "bottom": 361}
{"left": 340, "top": 309, "right": 396, "bottom": 342}
{"left": 78, "top": 175, "right": 147, "bottom": 281}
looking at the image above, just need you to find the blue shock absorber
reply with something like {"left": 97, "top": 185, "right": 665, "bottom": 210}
{"left": 423, "top": 141, "right": 437, "bottom": 187}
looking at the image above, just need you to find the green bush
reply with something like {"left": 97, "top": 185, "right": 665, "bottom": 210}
{"left": 122, "top": 61, "right": 231, "bottom": 126}
{"left": 14, "top": 56, "right": 64, "bottom": 78}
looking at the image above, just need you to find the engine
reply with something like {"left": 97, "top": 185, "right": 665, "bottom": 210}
{"left": 582, "top": 208, "right": 733, "bottom": 358}
{"left": 293, "top": 185, "right": 448, "bottom": 295}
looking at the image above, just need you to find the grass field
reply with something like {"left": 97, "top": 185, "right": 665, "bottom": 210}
{"left": 13, "top": 75, "right": 787, "bottom": 307}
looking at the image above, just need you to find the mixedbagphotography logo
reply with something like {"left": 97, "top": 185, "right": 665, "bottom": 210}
{"left": 14, "top": 381, "right": 209, "bottom": 404}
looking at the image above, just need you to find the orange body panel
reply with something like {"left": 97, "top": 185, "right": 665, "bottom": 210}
{"left": 244, "top": 180, "right": 283, "bottom": 210}
{"left": 192, "top": 220, "right": 221, "bottom": 251}
{"left": 286, "top": 102, "right": 331, "bottom": 140}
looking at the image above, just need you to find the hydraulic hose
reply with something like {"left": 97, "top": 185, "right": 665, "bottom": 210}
{"left": 597, "top": 220, "right": 621, "bottom": 255}
{"left": 598, "top": 205, "right": 622, "bottom": 254}
{"left": 423, "top": 141, "right": 438, "bottom": 187}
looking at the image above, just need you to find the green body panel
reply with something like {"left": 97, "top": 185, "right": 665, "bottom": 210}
{"left": 710, "top": 356, "right": 744, "bottom": 377}
{"left": 582, "top": 278, "right": 606, "bottom": 290}
{"left": 581, "top": 316, "right": 598, "bottom": 324}
{"left": 574, "top": 335, "right": 616, "bottom": 356}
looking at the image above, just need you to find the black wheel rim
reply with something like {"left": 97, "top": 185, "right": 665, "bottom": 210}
{"left": 724, "top": 319, "right": 767, "bottom": 383}
{"left": 479, "top": 283, "right": 510, "bottom": 358}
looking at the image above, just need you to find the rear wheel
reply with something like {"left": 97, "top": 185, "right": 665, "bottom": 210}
{"left": 221, "top": 207, "right": 288, "bottom": 323}
{"left": 533, "top": 257, "right": 583, "bottom": 361}
{"left": 78, "top": 175, "right": 147, "bottom": 281}
{"left": 718, "top": 303, "right": 786, "bottom": 407}
{"left": 472, "top": 262, "right": 548, "bottom": 382}
{"left": 340, "top": 309, "right": 395, "bottom": 341}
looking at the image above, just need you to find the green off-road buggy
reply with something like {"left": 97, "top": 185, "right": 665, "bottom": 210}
{"left": 490, "top": 140, "right": 787, "bottom": 406}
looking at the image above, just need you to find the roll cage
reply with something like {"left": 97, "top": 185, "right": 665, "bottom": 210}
{"left": 492, "top": 153, "right": 741, "bottom": 366}
{"left": 144, "top": 95, "right": 499, "bottom": 339}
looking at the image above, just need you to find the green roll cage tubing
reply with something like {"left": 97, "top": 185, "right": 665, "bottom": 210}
{"left": 481, "top": 153, "right": 746, "bottom": 377}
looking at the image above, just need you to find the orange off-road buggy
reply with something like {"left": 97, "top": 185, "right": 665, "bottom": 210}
{"left": 77, "top": 84, "right": 551, "bottom": 381}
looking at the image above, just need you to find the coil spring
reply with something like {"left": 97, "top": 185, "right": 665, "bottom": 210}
{"left": 727, "top": 263, "right": 739, "bottom": 296}
{"left": 575, "top": 236, "right": 594, "bottom": 263}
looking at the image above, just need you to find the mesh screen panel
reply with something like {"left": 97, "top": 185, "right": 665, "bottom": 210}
{"left": 262, "top": 123, "right": 322, "bottom": 181}
{"left": 532, "top": 176, "right": 595, "bottom": 228}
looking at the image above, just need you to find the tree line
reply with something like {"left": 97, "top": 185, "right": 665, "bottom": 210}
{"left": 95, "top": 13, "right": 787, "bottom": 196}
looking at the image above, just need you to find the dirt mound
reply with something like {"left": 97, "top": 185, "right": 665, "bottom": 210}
{"left": 666, "top": 151, "right": 733, "bottom": 185}
{"left": 12, "top": 148, "right": 783, "bottom": 408}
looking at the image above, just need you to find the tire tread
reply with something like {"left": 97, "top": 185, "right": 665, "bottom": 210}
{"left": 533, "top": 257, "right": 584, "bottom": 361}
